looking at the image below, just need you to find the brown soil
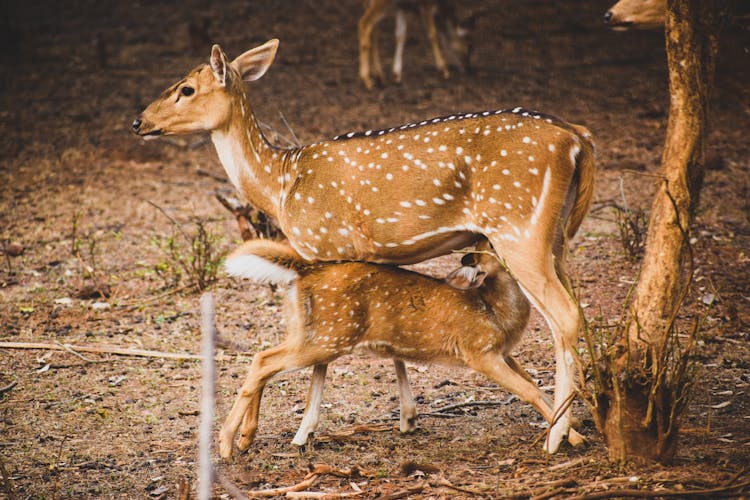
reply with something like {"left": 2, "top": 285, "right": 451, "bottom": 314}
{"left": 1, "top": 0, "right": 749, "bottom": 498}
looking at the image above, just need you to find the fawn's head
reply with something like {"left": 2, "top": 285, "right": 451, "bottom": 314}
{"left": 445, "top": 240, "right": 509, "bottom": 290}
{"left": 133, "top": 39, "right": 279, "bottom": 138}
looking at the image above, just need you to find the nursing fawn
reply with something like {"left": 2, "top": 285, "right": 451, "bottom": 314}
{"left": 218, "top": 239, "right": 584, "bottom": 457}
{"left": 133, "top": 40, "right": 596, "bottom": 451}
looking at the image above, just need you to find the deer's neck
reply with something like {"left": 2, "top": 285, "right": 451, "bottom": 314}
{"left": 210, "top": 94, "right": 292, "bottom": 219}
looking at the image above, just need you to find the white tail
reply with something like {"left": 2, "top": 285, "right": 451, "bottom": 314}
{"left": 134, "top": 40, "right": 596, "bottom": 453}
{"left": 358, "top": 0, "right": 473, "bottom": 89}
{"left": 217, "top": 239, "right": 585, "bottom": 457}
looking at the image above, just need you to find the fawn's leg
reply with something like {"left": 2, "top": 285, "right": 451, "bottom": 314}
{"left": 394, "top": 359, "right": 417, "bottom": 432}
{"left": 291, "top": 364, "right": 328, "bottom": 446}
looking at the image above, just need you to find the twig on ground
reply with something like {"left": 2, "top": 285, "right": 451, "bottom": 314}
{"left": 286, "top": 490, "right": 364, "bottom": 499}
{"left": 431, "top": 476, "right": 485, "bottom": 496}
{"left": 0, "top": 381, "right": 17, "bottom": 395}
{"left": 433, "top": 399, "right": 511, "bottom": 413}
{"left": 375, "top": 482, "right": 427, "bottom": 500}
{"left": 115, "top": 283, "right": 198, "bottom": 309}
{"left": 530, "top": 486, "right": 568, "bottom": 500}
{"left": 565, "top": 478, "right": 750, "bottom": 500}
{"left": 196, "top": 167, "right": 229, "bottom": 183}
{"left": 0, "top": 341, "right": 202, "bottom": 361}
{"left": 316, "top": 423, "right": 393, "bottom": 442}
{"left": 215, "top": 471, "right": 251, "bottom": 500}
{"left": 245, "top": 474, "right": 321, "bottom": 498}
{"left": 548, "top": 456, "right": 587, "bottom": 471}
{"left": 527, "top": 478, "right": 578, "bottom": 500}
{"left": 54, "top": 341, "right": 97, "bottom": 363}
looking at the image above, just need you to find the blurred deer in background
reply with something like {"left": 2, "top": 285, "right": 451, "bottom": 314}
{"left": 133, "top": 40, "right": 596, "bottom": 453}
{"left": 358, "top": 0, "right": 474, "bottom": 89}
{"left": 218, "top": 239, "right": 585, "bottom": 457}
{"left": 603, "top": 0, "right": 666, "bottom": 30}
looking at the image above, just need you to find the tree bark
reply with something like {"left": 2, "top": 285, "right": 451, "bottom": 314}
{"left": 596, "top": 0, "right": 727, "bottom": 463}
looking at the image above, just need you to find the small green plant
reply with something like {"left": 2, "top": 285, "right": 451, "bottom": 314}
{"left": 71, "top": 212, "right": 110, "bottom": 298}
{"left": 150, "top": 206, "right": 226, "bottom": 292}
{"left": 613, "top": 205, "right": 648, "bottom": 262}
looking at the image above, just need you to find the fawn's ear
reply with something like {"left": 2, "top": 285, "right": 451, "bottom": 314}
{"left": 210, "top": 44, "right": 229, "bottom": 86}
{"left": 231, "top": 39, "right": 279, "bottom": 82}
{"left": 446, "top": 266, "right": 487, "bottom": 290}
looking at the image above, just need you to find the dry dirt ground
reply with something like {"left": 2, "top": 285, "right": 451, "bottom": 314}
{"left": 1, "top": 0, "right": 749, "bottom": 498}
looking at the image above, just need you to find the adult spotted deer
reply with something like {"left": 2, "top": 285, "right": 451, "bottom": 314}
{"left": 359, "top": 0, "right": 473, "bottom": 89}
{"left": 133, "top": 39, "right": 596, "bottom": 453}
{"left": 218, "top": 239, "right": 584, "bottom": 457}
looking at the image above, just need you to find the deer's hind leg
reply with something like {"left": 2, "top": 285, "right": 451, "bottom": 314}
{"left": 491, "top": 239, "right": 582, "bottom": 454}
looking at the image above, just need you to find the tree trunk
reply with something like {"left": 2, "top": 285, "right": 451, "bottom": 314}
{"left": 597, "top": 0, "right": 726, "bottom": 463}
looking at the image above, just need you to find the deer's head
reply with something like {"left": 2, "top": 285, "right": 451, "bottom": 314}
{"left": 603, "top": 0, "right": 665, "bottom": 30}
{"left": 133, "top": 39, "right": 279, "bottom": 138}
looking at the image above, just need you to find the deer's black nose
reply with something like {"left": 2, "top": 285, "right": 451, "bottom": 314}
{"left": 603, "top": 11, "right": 613, "bottom": 24}
{"left": 132, "top": 118, "right": 142, "bottom": 132}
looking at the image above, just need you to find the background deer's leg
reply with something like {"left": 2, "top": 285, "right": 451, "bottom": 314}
{"left": 358, "top": 0, "right": 388, "bottom": 89}
{"left": 291, "top": 364, "right": 328, "bottom": 446}
{"left": 394, "top": 359, "right": 417, "bottom": 432}
{"left": 419, "top": 2, "right": 450, "bottom": 78}
{"left": 392, "top": 9, "right": 407, "bottom": 83}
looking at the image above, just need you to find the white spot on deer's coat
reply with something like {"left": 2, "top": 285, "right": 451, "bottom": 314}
{"left": 500, "top": 149, "right": 508, "bottom": 157}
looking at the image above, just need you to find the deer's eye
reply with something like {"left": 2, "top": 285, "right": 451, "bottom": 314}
{"left": 180, "top": 86, "right": 195, "bottom": 97}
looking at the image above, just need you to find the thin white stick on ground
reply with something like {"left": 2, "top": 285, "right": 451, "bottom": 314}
{"left": 199, "top": 292, "right": 217, "bottom": 500}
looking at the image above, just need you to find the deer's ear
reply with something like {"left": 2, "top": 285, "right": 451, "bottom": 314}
{"left": 446, "top": 266, "right": 487, "bottom": 290}
{"left": 210, "top": 44, "right": 229, "bottom": 86}
{"left": 231, "top": 39, "right": 279, "bottom": 82}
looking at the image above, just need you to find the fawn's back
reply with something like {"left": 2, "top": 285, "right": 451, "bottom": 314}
{"left": 290, "top": 260, "right": 529, "bottom": 365}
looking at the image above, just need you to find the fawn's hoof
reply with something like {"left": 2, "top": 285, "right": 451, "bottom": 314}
{"left": 567, "top": 428, "right": 587, "bottom": 447}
